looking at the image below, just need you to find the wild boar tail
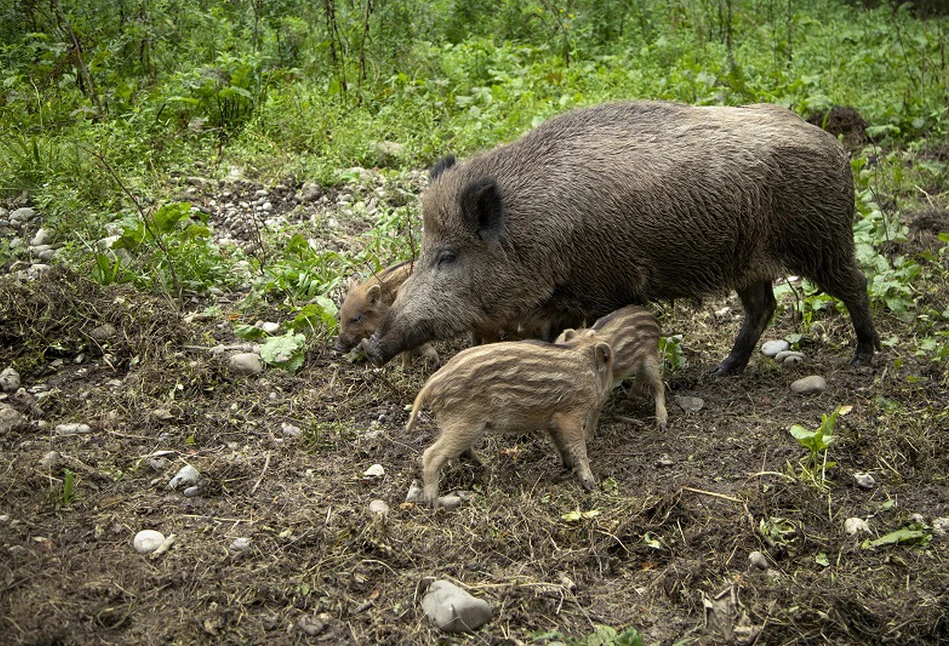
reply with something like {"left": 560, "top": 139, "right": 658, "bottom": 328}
{"left": 405, "top": 385, "right": 429, "bottom": 431}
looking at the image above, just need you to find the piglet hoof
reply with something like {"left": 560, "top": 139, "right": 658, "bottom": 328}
{"left": 578, "top": 473, "right": 596, "bottom": 491}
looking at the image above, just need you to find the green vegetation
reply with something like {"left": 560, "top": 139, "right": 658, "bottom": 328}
{"left": 788, "top": 405, "right": 849, "bottom": 490}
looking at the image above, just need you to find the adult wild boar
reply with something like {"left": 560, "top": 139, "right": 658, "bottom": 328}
{"left": 364, "top": 101, "right": 880, "bottom": 375}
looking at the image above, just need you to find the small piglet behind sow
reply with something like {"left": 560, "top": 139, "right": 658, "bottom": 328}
{"left": 365, "top": 101, "right": 880, "bottom": 375}
{"left": 558, "top": 305, "right": 668, "bottom": 429}
{"left": 406, "top": 335, "right": 614, "bottom": 507}
{"left": 334, "top": 260, "right": 438, "bottom": 368}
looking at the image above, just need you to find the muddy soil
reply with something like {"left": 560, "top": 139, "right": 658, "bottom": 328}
{"left": 1, "top": 186, "right": 948, "bottom": 645}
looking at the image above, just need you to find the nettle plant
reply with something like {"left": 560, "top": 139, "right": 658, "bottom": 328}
{"left": 788, "top": 405, "right": 851, "bottom": 491}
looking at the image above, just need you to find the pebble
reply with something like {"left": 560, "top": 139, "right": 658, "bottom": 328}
{"left": 406, "top": 483, "right": 423, "bottom": 503}
{"left": 775, "top": 350, "right": 805, "bottom": 365}
{"left": 845, "top": 517, "right": 871, "bottom": 536}
{"left": 0, "top": 405, "right": 27, "bottom": 432}
{"left": 89, "top": 323, "right": 117, "bottom": 341}
{"left": 748, "top": 551, "right": 769, "bottom": 570}
{"left": 230, "top": 537, "right": 252, "bottom": 551}
{"left": 9, "top": 207, "right": 35, "bottom": 223}
{"left": 39, "top": 451, "right": 62, "bottom": 470}
{"left": 761, "top": 340, "right": 790, "bottom": 357}
{"left": 421, "top": 580, "right": 493, "bottom": 633}
{"left": 133, "top": 530, "right": 166, "bottom": 554}
{"left": 674, "top": 395, "right": 704, "bottom": 413}
{"left": 229, "top": 352, "right": 263, "bottom": 374}
{"left": 656, "top": 454, "right": 674, "bottom": 467}
{"left": 148, "top": 458, "right": 169, "bottom": 471}
{"left": 260, "top": 321, "right": 280, "bottom": 334}
{"left": 183, "top": 486, "right": 203, "bottom": 498}
{"left": 437, "top": 495, "right": 462, "bottom": 510}
{"left": 853, "top": 472, "right": 876, "bottom": 489}
{"left": 168, "top": 464, "right": 200, "bottom": 489}
{"left": 910, "top": 513, "right": 926, "bottom": 525}
{"left": 933, "top": 518, "right": 949, "bottom": 537}
{"left": 363, "top": 464, "right": 385, "bottom": 478}
{"left": 790, "top": 375, "right": 826, "bottom": 394}
{"left": 54, "top": 422, "right": 92, "bottom": 435}
{"left": 31, "top": 228, "right": 53, "bottom": 246}
{"left": 369, "top": 500, "right": 390, "bottom": 517}
{"left": 281, "top": 422, "right": 302, "bottom": 438}
{"left": 0, "top": 367, "right": 20, "bottom": 392}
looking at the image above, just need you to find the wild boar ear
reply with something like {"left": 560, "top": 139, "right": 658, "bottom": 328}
{"left": 594, "top": 341, "right": 613, "bottom": 373}
{"left": 429, "top": 155, "right": 456, "bottom": 181}
{"left": 460, "top": 177, "right": 503, "bottom": 245}
{"left": 560, "top": 328, "right": 578, "bottom": 342}
{"left": 366, "top": 283, "right": 382, "bottom": 304}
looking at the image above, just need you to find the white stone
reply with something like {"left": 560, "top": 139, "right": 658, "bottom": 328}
{"left": 230, "top": 537, "right": 252, "bottom": 551}
{"left": 674, "top": 395, "right": 704, "bottom": 413}
{"left": 281, "top": 422, "right": 302, "bottom": 438}
{"left": 0, "top": 367, "right": 20, "bottom": 392}
{"left": 761, "top": 340, "right": 790, "bottom": 357}
{"left": 133, "top": 530, "right": 165, "bottom": 554}
{"left": 39, "top": 451, "right": 61, "bottom": 470}
{"left": 790, "top": 375, "right": 826, "bottom": 394}
{"left": 183, "top": 486, "right": 203, "bottom": 497}
{"left": 363, "top": 464, "right": 385, "bottom": 478}
{"left": 845, "top": 517, "right": 871, "bottom": 536}
{"left": 31, "top": 228, "right": 53, "bottom": 246}
{"left": 933, "top": 518, "right": 949, "bottom": 537}
{"left": 748, "top": 551, "right": 769, "bottom": 570}
{"left": 421, "top": 580, "right": 493, "bottom": 633}
{"left": 369, "top": 500, "right": 390, "bottom": 517}
{"left": 9, "top": 207, "right": 35, "bottom": 223}
{"left": 775, "top": 350, "right": 805, "bottom": 365}
{"left": 853, "top": 472, "right": 876, "bottom": 490}
{"left": 168, "top": 464, "right": 200, "bottom": 489}
{"left": 229, "top": 352, "right": 263, "bottom": 374}
{"left": 406, "top": 483, "right": 423, "bottom": 503}
{"left": 437, "top": 495, "right": 462, "bottom": 510}
{"left": 0, "top": 405, "right": 27, "bottom": 433}
{"left": 54, "top": 422, "right": 92, "bottom": 435}
{"left": 89, "top": 323, "right": 117, "bottom": 341}
{"left": 37, "top": 249, "right": 55, "bottom": 262}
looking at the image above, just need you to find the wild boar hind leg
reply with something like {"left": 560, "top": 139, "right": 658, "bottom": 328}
{"left": 713, "top": 279, "right": 777, "bottom": 376}
{"left": 547, "top": 412, "right": 596, "bottom": 491}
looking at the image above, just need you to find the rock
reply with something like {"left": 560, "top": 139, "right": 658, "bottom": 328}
{"left": 260, "top": 321, "right": 280, "bottom": 334}
{"left": 933, "top": 518, "right": 949, "bottom": 537}
{"left": 369, "top": 500, "right": 390, "bottom": 517}
{"left": 261, "top": 201, "right": 273, "bottom": 212}
{"left": 437, "top": 495, "right": 462, "bottom": 510}
{"left": 363, "top": 464, "right": 385, "bottom": 478}
{"left": 775, "top": 350, "right": 805, "bottom": 365}
{"left": 31, "top": 228, "right": 53, "bottom": 246}
{"left": 39, "top": 451, "right": 62, "bottom": 470}
{"left": 748, "top": 551, "right": 769, "bottom": 570}
{"left": 230, "top": 537, "right": 252, "bottom": 551}
{"left": 373, "top": 140, "right": 406, "bottom": 166}
{"left": 845, "top": 517, "right": 871, "bottom": 536}
{"left": 148, "top": 458, "right": 169, "bottom": 471}
{"left": 0, "top": 404, "right": 27, "bottom": 433}
{"left": 674, "top": 395, "right": 704, "bottom": 413}
{"left": 656, "top": 454, "right": 674, "bottom": 467}
{"left": 281, "top": 422, "right": 302, "bottom": 438}
{"left": 168, "top": 464, "right": 200, "bottom": 489}
{"left": 761, "top": 340, "right": 790, "bottom": 357}
{"left": 151, "top": 408, "right": 175, "bottom": 421}
{"left": 9, "top": 207, "right": 35, "bottom": 223}
{"left": 853, "top": 472, "right": 875, "bottom": 490}
{"left": 54, "top": 422, "right": 92, "bottom": 435}
{"left": 297, "top": 613, "right": 329, "bottom": 636}
{"left": 406, "top": 483, "right": 423, "bottom": 503}
{"left": 301, "top": 182, "right": 321, "bottom": 202}
{"left": 421, "top": 580, "right": 493, "bottom": 633}
{"left": 790, "top": 375, "right": 826, "bottom": 394}
{"left": 0, "top": 367, "right": 20, "bottom": 392}
{"left": 910, "top": 513, "right": 926, "bottom": 525}
{"left": 133, "top": 530, "right": 165, "bottom": 554}
{"left": 229, "top": 352, "right": 263, "bottom": 375}
{"left": 37, "top": 248, "right": 56, "bottom": 262}
{"left": 183, "top": 486, "right": 203, "bottom": 498}
{"left": 89, "top": 323, "right": 117, "bottom": 341}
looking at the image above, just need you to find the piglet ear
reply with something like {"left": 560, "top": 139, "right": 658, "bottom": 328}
{"left": 366, "top": 283, "right": 382, "bottom": 305}
{"left": 594, "top": 341, "right": 613, "bottom": 374}
{"left": 429, "top": 155, "right": 456, "bottom": 181}
{"left": 559, "top": 329, "right": 578, "bottom": 343}
{"left": 460, "top": 177, "right": 503, "bottom": 245}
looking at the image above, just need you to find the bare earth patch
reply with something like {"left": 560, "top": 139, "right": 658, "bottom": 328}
{"left": 1, "top": 224, "right": 948, "bottom": 644}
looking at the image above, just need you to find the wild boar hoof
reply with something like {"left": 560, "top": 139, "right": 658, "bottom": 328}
{"left": 711, "top": 360, "right": 744, "bottom": 377}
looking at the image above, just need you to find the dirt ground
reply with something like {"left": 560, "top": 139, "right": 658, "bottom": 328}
{"left": 1, "top": 197, "right": 948, "bottom": 644}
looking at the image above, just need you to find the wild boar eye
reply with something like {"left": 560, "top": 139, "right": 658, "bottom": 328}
{"left": 437, "top": 250, "right": 456, "bottom": 266}
{"left": 349, "top": 314, "right": 363, "bottom": 325}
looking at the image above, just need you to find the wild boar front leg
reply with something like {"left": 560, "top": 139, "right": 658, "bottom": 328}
{"left": 421, "top": 420, "right": 486, "bottom": 508}
{"left": 548, "top": 412, "right": 596, "bottom": 491}
{"left": 637, "top": 353, "right": 668, "bottom": 429}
